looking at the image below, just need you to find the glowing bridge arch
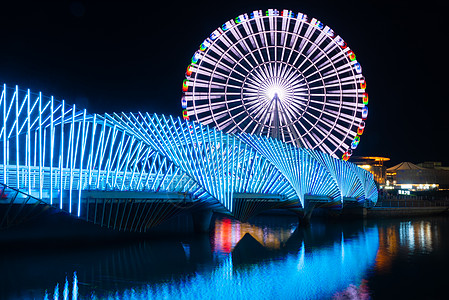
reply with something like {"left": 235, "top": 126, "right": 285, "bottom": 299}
{"left": 0, "top": 85, "right": 377, "bottom": 232}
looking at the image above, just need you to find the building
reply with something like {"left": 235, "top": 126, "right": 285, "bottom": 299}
{"left": 351, "top": 156, "right": 390, "bottom": 185}
{"left": 385, "top": 161, "right": 449, "bottom": 191}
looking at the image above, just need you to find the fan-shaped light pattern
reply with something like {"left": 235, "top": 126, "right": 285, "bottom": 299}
{"left": 0, "top": 85, "right": 215, "bottom": 230}
{"left": 348, "top": 162, "right": 378, "bottom": 204}
{"left": 183, "top": 9, "right": 369, "bottom": 160}
{"left": 237, "top": 133, "right": 341, "bottom": 207}
{"left": 0, "top": 85, "right": 377, "bottom": 229}
{"left": 306, "top": 150, "right": 365, "bottom": 201}
{"left": 109, "top": 112, "right": 298, "bottom": 219}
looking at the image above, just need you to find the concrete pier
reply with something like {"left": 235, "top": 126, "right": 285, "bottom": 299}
{"left": 191, "top": 210, "right": 213, "bottom": 233}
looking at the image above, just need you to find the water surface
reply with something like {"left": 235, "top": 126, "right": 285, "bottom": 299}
{"left": 1, "top": 214, "right": 448, "bottom": 299}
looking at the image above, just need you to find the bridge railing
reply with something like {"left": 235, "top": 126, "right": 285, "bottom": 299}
{"left": 0, "top": 182, "right": 57, "bottom": 230}
{"left": 0, "top": 164, "right": 198, "bottom": 202}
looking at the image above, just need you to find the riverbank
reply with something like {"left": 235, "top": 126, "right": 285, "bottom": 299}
{"left": 312, "top": 197, "right": 449, "bottom": 219}
{"left": 1, "top": 198, "right": 448, "bottom": 247}
{"left": 367, "top": 197, "right": 449, "bottom": 218}
{"left": 367, "top": 206, "right": 448, "bottom": 218}
{"left": 264, "top": 197, "right": 449, "bottom": 220}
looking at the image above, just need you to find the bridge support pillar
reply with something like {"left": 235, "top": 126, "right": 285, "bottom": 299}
{"left": 191, "top": 209, "right": 213, "bottom": 233}
{"left": 299, "top": 202, "right": 316, "bottom": 227}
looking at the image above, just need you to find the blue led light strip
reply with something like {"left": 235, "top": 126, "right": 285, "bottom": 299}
{"left": 0, "top": 85, "right": 377, "bottom": 228}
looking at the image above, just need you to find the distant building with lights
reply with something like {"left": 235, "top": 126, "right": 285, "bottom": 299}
{"left": 385, "top": 161, "right": 449, "bottom": 191}
{"left": 351, "top": 156, "right": 390, "bottom": 185}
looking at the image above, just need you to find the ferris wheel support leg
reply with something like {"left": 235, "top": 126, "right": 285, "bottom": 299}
{"left": 191, "top": 209, "right": 213, "bottom": 233}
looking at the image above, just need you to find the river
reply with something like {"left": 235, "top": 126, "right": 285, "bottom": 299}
{"left": 1, "top": 214, "right": 448, "bottom": 299}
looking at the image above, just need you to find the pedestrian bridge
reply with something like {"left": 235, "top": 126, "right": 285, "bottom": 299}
{"left": 0, "top": 85, "right": 377, "bottom": 232}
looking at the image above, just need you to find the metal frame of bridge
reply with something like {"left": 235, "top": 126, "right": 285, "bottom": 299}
{"left": 0, "top": 85, "right": 377, "bottom": 232}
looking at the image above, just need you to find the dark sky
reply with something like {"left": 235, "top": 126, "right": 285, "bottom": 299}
{"left": 0, "top": 0, "right": 447, "bottom": 166}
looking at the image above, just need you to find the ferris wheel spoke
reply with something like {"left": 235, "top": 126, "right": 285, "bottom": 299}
{"left": 198, "top": 78, "right": 242, "bottom": 91}
{"left": 289, "top": 80, "right": 310, "bottom": 92}
{"left": 227, "top": 110, "right": 257, "bottom": 133}
{"left": 216, "top": 118, "right": 236, "bottom": 132}
{"left": 243, "top": 99, "right": 270, "bottom": 114}
{"left": 314, "top": 106, "right": 359, "bottom": 130}
{"left": 294, "top": 37, "right": 320, "bottom": 71}
{"left": 270, "top": 15, "right": 278, "bottom": 60}
{"left": 252, "top": 17, "right": 268, "bottom": 56}
{"left": 225, "top": 39, "right": 263, "bottom": 75}
{"left": 305, "top": 59, "right": 352, "bottom": 84}
{"left": 304, "top": 30, "right": 335, "bottom": 62}
{"left": 283, "top": 102, "right": 306, "bottom": 118}
{"left": 259, "top": 62, "right": 272, "bottom": 80}
{"left": 246, "top": 120, "right": 260, "bottom": 135}
{"left": 290, "top": 94, "right": 310, "bottom": 104}
{"left": 284, "top": 117, "right": 305, "bottom": 147}
{"left": 285, "top": 21, "right": 306, "bottom": 63}
{"left": 315, "top": 50, "right": 346, "bottom": 72}
{"left": 278, "top": 100, "right": 300, "bottom": 126}
{"left": 315, "top": 116, "right": 343, "bottom": 141}
{"left": 257, "top": 19, "right": 272, "bottom": 62}
{"left": 220, "top": 38, "right": 246, "bottom": 63}
{"left": 325, "top": 122, "right": 356, "bottom": 148}
{"left": 245, "top": 101, "right": 271, "bottom": 118}
{"left": 298, "top": 31, "right": 341, "bottom": 74}
{"left": 216, "top": 54, "right": 251, "bottom": 78}
{"left": 211, "top": 44, "right": 259, "bottom": 79}
{"left": 194, "top": 66, "right": 226, "bottom": 80}
{"left": 311, "top": 41, "right": 340, "bottom": 65}
{"left": 326, "top": 130, "right": 348, "bottom": 151}
{"left": 279, "top": 17, "right": 293, "bottom": 62}
{"left": 276, "top": 62, "right": 287, "bottom": 78}
{"left": 242, "top": 98, "right": 269, "bottom": 111}
{"left": 247, "top": 64, "right": 270, "bottom": 85}
{"left": 307, "top": 92, "right": 357, "bottom": 100}
{"left": 249, "top": 103, "right": 273, "bottom": 126}
{"left": 306, "top": 121, "right": 333, "bottom": 151}
{"left": 323, "top": 100, "right": 358, "bottom": 112}
{"left": 280, "top": 64, "right": 300, "bottom": 82}
{"left": 298, "top": 23, "right": 320, "bottom": 54}
{"left": 302, "top": 126, "right": 322, "bottom": 151}
{"left": 285, "top": 67, "right": 309, "bottom": 89}
{"left": 250, "top": 36, "right": 270, "bottom": 68}
{"left": 245, "top": 76, "right": 264, "bottom": 90}
{"left": 239, "top": 37, "right": 266, "bottom": 71}
{"left": 189, "top": 94, "right": 223, "bottom": 101}
{"left": 301, "top": 111, "right": 321, "bottom": 130}
{"left": 227, "top": 104, "right": 249, "bottom": 116}
{"left": 241, "top": 116, "right": 257, "bottom": 133}
{"left": 243, "top": 81, "right": 263, "bottom": 93}
{"left": 240, "top": 93, "right": 259, "bottom": 101}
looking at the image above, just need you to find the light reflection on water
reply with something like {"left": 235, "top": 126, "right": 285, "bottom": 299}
{"left": 39, "top": 216, "right": 379, "bottom": 300}
{"left": 212, "top": 216, "right": 297, "bottom": 255}
{"left": 3, "top": 215, "right": 448, "bottom": 299}
{"left": 374, "top": 219, "right": 440, "bottom": 274}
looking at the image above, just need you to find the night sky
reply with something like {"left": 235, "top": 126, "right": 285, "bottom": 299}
{"left": 0, "top": 0, "right": 447, "bottom": 166}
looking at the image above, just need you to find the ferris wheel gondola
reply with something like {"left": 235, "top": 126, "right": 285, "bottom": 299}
{"left": 182, "top": 9, "right": 368, "bottom": 160}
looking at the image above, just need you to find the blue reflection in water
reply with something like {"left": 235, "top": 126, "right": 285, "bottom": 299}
{"left": 45, "top": 273, "right": 78, "bottom": 300}
{"left": 137, "top": 229, "right": 378, "bottom": 300}
{"left": 45, "top": 226, "right": 379, "bottom": 299}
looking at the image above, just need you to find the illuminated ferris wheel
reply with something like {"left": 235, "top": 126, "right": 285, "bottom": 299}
{"left": 181, "top": 9, "right": 369, "bottom": 160}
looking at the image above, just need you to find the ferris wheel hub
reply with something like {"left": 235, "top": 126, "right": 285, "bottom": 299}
{"left": 267, "top": 86, "right": 284, "bottom": 102}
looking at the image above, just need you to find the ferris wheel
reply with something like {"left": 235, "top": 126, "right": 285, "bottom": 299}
{"left": 181, "top": 9, "right": 368, "bottom": 160}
